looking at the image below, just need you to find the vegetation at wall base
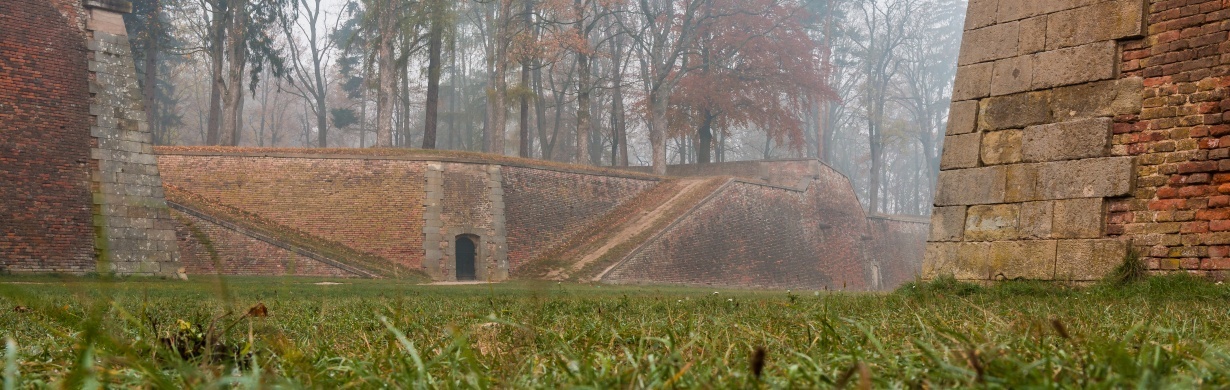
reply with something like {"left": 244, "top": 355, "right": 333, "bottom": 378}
{"left": 3, "top": 274, "right": 1230, "bottom": 388}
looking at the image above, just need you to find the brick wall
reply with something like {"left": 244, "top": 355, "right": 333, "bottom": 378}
{"left": 927, "top": 0, "right": 1151, "bottom": 281}
{"left": 606, "top": 172, "right": 875, "bottom": 290}
{"left": 174, "top": 212, "right": 353, "bottom": 277}
{"left": 156, "top": 153, "right": 429, "bottom": 269}
{"left": 0, "top": 0, "right": 96, "bottom": 273}
{"left": 502, "top": 166, "right": 658, "bottom": 269}
{"left": 1110, "top": 0, "right": 1230, "bottom": 274}
{"left": 866, "top": 216, "right": 930, "bottom": 288}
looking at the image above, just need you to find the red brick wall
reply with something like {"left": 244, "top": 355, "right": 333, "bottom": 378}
{"left": 174, "top": 213, "right": 353, "bottom": 277}
{"left": 0, "top": 0, "right": 96, "bottom": 273}
{"left": 157, "top": 155, "right": 427, "bottom": 269}
{"left": 1111, "top": 0, "right": 1230, "bottom": 273}
{"left": 865, "top": 216, "right": 929, "bottom": 288}
{"left": 502, "top": 166, "right": 658, "bottom": 269}
{"left": 607, "top": 177, "right": 873, "bottom": 290}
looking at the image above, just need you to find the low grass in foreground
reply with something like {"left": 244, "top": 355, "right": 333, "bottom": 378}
{"left": 2, "top": 275, "right": 1230, "bottom": 388}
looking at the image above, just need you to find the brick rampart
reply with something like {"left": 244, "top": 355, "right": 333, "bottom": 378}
{"left": 174, "top": 212, "right": 354, "bottom": 277}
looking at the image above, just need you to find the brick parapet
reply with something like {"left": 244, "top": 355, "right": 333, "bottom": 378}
{"left": 1106, "top": 0, "right": 1230, "bottom": 274}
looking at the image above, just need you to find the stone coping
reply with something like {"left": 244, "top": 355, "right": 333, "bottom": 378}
{"left": 868, "top": 214, "right": 930, "bottom": 224}
{"left": 154, "top": 146, "right": 663, "bottom": 181}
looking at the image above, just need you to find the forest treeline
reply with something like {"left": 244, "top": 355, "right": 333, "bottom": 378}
{"left": 125, "top": 0, "right": 965, "bottom": 215}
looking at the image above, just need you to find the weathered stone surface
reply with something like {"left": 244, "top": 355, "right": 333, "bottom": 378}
{"left": 988, "top": 240, "right": 1058, "bottom": 279}
{"left": 930, "top": 206, "right": 966, "bottom": 242}
{"left": 980, "top": 91, "right": 1051, "bottom": 131}
{"left": 991, "top": 56, "right": 1034, "bottom": 96}
{"left": 959, "top": 22, "right": 1020, "bottom": 66}
{"left": 1018, "top": 17, "right": 1047, "bottom": 55}
{"left": 935, "top": 166, "right": 1007, "bottom": 206}
{"left": 1053, "top": 198, "right": 1104, "bottom": 239}
{"left": 965, "top": 204, "right": 1020, "bottom": 241}
{"left": 1045, "top": 0, "right": 1146, "bottom": 50}
{"left": 924, "top": 242, "right": 992, "bottom": 280}
{"left": 1049, "top": 77, "right": 1143, "bottom": 119}
{"left": 1036, "top": 157, "right": 1135, "bottom": 200}
{"left": 964, "top": 0, "right": 999, "bottom": 30}
{"left": 1055, "top": 239, "right": 1128, "bottom": 281}
{"left": 947, "top": 100, "right": 979, "bottom": 136}
{"left": 1005, "top": 163, "right": 1040, "bottom": 203}
{"left": 1032, "top": 42, "right": 1118, "bottom": 89}
{"left": 981, "top": 129, "right": 1023, "bottom": 165}
{"left": 1022, "top": 117, "right": 1113, "bottom": 162}
{"left": 1019, "top": 201, "right": 1054, "bottom": 239}
{"left": 941, "top": 133, "right": 981, "bottom": 169}
{"left": 997, "top": 0, "right": 1099, "bottom": 22}
{"left": 952, "top": 63, "right": 994, "bottom": 101}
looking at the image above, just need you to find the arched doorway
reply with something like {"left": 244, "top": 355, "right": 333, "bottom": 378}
{"left": 455, "top": 235, "right": 477, "bottom": 281}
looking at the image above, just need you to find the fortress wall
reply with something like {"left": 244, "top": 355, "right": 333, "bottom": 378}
{"left": 927, "top": 0, "right": 1151, "bottom": 281}
{"left": 0, "top": 0, "right": 97, "bottom": 273}
{"left": 173, "top": 212, "right": 354, "bottom": 278}
{"left": 501, "top": 166, "right": 658, "bottom": 270}
{"left": 865, "top": 216, "right": 930, "bottom": 289}
{"left": 1108, "top": 1, "right": 1230, "bottom": 273}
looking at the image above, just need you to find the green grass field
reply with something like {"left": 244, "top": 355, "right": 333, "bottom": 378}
{"left": 2, "top": 275, "right": 1230, "bottom": 388}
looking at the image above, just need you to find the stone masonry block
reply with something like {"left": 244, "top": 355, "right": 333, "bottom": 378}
{"left": 997, "top": 0, "right": 1100, "bottom": 22}
{"left": 924, "top": 242, "right": 992, "bottom": 280}
{"left": 930, "top": 206, "right": 966, "bottom": 242}
{"left": 935, "top": 166, "right": 1007, "bottom": 206}
{"left": 1036, "top": 157, "right": 1134, "bottom": 200}
{"left": 1018, "top": 16, "right": 1047, "bottom": 55}
{"left": 1006, "top": 163, "right": 1041, "bottom": 202}
{"left": 959, "top": 21, "right": 1020, "bottom": 66}
{"left": 1055, "top": 239, "right": 1128, "bottom": 281}
{"left": 1022, "top": 117, "right": 1113, "bottom": 162}
{"left": 981, "top": 129, "right": 1023, "bottom": 166}
{"left": 1050, "top": 77, "right": 1143, "bottom": 119}
{"left": 965, "top": 204, "right": 1020, "bottom": 241}
{"left": 980, "top": 91, "right": 1051, "bottom": 131}
{"left": 941, "top": 133, "right": 981, "bottom": 170}
{"left": 988, "top": 240, "right": 1058, "bottom": 279}
{"left": 1045, "top": 0, "right": 1145, "bottom": 50}
{"left": 1019, "top": 201, "right": 1055, "bottom": 239}
{"left": 990, "top": 56, "right": 1034, "bottom": 96}
{"left": 947, "top": 100, "right": 979, "bottom": 136}
{"left": 964, "top": 0, "right": 998, "bottom": 30}
{"left": 1032, "top": 42, "right": 1118, "bottom": 89}
{"left": 1053, "top": 198, "right": 1105, "bottom": 239}
{"left": 952, "top": 63, "right": 994, "bottom": 101}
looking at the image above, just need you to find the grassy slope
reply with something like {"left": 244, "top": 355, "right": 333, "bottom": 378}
{"left": 2, "top": 275, "right": 1230, "bottom": 388}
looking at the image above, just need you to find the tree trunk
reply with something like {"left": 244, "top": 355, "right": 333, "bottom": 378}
{"left": 422, "top": 2, "right": 443, "bottom": 149}
{"left": 533, "top": 58, "right": 550, "bottom": 159}
{"left": 575, "top": 52, "right": 591, "bottom": 165}
{"left": 375, "top": 0, "right": 395, "bottom": 147}
{"left": 517, "top": 0, "right": 533, "bottom": 158}
{"left": 649, "top": 91, "right": 668, "bottom": 175}
{"left": 142, "top": 0, "right": 161, "bottom": 144}
{"left": 206, "top": 1, "right": 225, "bottom": 145}
{"left": 610, "top": 32, "right": 628, "bottom": 167}
{"left": 697, "top": 110, "right": 714, "bottom": 164}
{"left": 220, "top": 0, "right": 247, "bottom": 146}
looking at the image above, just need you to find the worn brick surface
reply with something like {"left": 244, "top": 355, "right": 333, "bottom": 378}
{"left": 173, "top": 212, "right": 353, "bottom": 277}
{"left": 0, "top": 0, "right": 96, "bottom": 274}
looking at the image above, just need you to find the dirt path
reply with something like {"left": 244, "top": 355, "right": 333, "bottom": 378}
{"left": 546, "top": 179, "right": 711, "bottom": 280}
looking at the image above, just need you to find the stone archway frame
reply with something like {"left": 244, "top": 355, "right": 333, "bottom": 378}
{"left": 446, "top": 227, "right": 494, "bottom": 282}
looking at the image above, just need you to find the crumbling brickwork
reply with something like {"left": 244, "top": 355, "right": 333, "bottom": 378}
{"left": 0, "top": 0, "right": 97, "bottom": 273}
{"left": 1109, "top": 0, "right": 1230, "bottom": 273}
{"left": 928, "top": 0, "right": 1151, "bottom": 281}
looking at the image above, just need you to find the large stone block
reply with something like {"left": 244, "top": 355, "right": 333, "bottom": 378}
{"left": 1005, "top": 163, "right": 1041, "bottom": 202}
{"left": 980, "top": 91, "right": 1051, "bottom": 131}
{"left": 1032, "top": 42, "right": 1118, "bottom": 90}
{"left": 953, "top": 63, "right": 994, "bottom": 101}
{"left": 1022, "top": 117, "right": 1113, "bottom": 162}
{"left": 959, "top": 22, "right": 1020, "bottom": 66}
{"left": 935, "top": 166, "right": 1007, "bottom": 206}
{"left": 1045, "top": 0, "right": 1146, "bottom": 50}
{"left": 941, "top": 133, "right": 981, "bottom": 169}
{"left": 990, "top": 56, "right": 1034, "bottom": 96}
{"left": 924, "top": 242, "right": 993, "bottom": 280}
{"left": 981, "top": 129, "right": 1023, "bottom": 165}
{"left": 1050, "top": 77, "right": 1143, "bottom": 119}
{"left": 1052, "top": 198, "right": 1105, "bottom": 239}
{"left": 988, "top": 240, "right": 1058, "bottom": 279}
{"left": 1055, "top": 239, "right": 1127, "bottom": 281}
{"left": 1019, "top": 201, "right": 1054, "bottom": 239}
{"left": 997, "top": 0, "right": 1100, "bottom": 22}
{"left": 1017, "top": 16, "right": 1047, "bottom": 55}
{"left": 1036, "top": 157, "right": 1135, "bottom": 200}
{"left": 965, "top": 204, "right": 1020, "bottom": 241}
{"left": 930, "top": 206, "right": 967, "bottom": 242}
{"left": 964, "top": 0, "right": 999, "bottom": 30}
{"left": 947, "top": 100, "right": 979, "bottom": 136}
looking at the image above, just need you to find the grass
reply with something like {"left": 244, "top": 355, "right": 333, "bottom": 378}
{"left": 3, "top": 274, "right": 1230, "bottom": 388}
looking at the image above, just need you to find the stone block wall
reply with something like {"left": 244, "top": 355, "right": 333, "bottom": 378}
{"left": 0, "top": 0, "right": 97, "bottom": 273}
{"left": 928, "top": 0, "right": 1150, "bottom": 281}
{"left": 1109, "top": 0, "right": 1230, "bottom": 273}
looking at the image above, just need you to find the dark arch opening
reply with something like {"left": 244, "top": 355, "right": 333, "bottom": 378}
{"left": 455, "top": 235, "right": 477, "bottom": 281}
